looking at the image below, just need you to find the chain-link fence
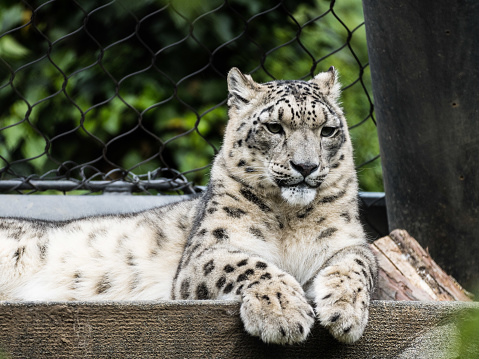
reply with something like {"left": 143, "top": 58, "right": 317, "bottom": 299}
{"left": 0, "top": 0, "right": 382, "bottom": 195}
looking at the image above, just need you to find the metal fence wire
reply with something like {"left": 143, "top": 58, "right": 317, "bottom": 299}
{"left": 0, "top": 0, "right": 382, "bottom": 195}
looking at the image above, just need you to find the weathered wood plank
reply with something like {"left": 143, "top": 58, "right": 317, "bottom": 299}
{"left": 0, "top": 301, "right": 477, "bottom": 358}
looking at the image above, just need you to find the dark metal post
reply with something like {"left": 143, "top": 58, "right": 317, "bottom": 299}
{"left": 362, "top": 0, "right": 479, "bottom": 293}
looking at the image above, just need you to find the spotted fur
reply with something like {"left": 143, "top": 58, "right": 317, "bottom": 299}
{"left": 0, "top": 68, "right": 376, "bottom": 345}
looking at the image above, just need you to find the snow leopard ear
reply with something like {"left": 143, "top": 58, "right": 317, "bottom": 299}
{"left": 309, "top": 66, "right": 341, "bottom": 101}
{"left": 227, "top": 68, "right": 261, "bottom": 108}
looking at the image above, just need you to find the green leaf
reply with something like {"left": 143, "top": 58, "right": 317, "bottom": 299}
{"left": 0, "top": 35, "right": 29, "bottom": 60}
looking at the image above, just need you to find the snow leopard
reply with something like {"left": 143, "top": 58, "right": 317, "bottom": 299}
{"left": 0, "top": 67, "right": 377, "bottom": 345}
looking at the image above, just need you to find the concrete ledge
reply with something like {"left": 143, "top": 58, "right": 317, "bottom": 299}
{"left": 0, "top": 300, "right": 477, "bottom": 358}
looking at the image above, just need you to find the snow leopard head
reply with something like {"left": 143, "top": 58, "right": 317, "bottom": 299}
{"left": 222, "top": 67, "right": 353, "bottom": 206}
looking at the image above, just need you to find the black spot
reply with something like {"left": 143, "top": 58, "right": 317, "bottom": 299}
{"left": 260, "top": 273, "right": 272, "bottom": 280}
{"left": 216, "top": 276, "right": 226, "bottom": 289}
{"left": 237, "top": 268, "right": 255, "bottom": 282}
{"left": 13, "top": 246, "right": 25, "bottom": 266}
{"left": 224, "top": 264, "right": 235, "bottom": 273}
{"left": 247, "top": 281, "right": 260, "bottom": 289}
{"left": 188, "top": 243, "right": 201, "bottom": 255}
{"left": 236, "top": 95, "right": 249, "bottom": 104}
{"left": 260, "top": 105, "right": 274, "bottom": 117}
{"left": 249, "top": 227, "right": 265, "bottom": 240}
{"left": 212, "top": 228, "right": 229, "bottom": 240}
{"left": 126, "top": 253, "right": 135, "bottom": 266}
{"left": 236, "top": 284, "right": 244, "bottom": 295}
{"left": 322, "top": 293, "right": 332, "bottom": 300}
{"left": 72, "top": 271, "right": 82, "bottom": 289}
{"left": 196, "top": 282, "right": 210, "bottom": 299}
{"left": 10, "top": 228, "right": 25, "bottom": 240}
{"left": 237, "top": 160, "right": 246, "bottom": 167}
{"left": 223, "top": 282, "right": 234, "bottom": 294}
{"left": 255, "top": 261, "right": 267, "bottom": 269}
{"left": 237, "top": 122, "right": 246, "bottom": 131}
{"left": 330, "top": 313, "right": 341, "bottom": 323}
{"left": 355, "top": 258, "right": 365, "bottom": 267}
{"left": 361, "top": 269, "right": 369, "bottom": 282}
{"left": 38, "top": 243, "right": 48, "bottom": 261}
{"left": 237, "top": 259, "right": 248, "bottom": 267}
{"left": 177, "top": 221, "right": 188, "bottom": 232}
{"left": 298, "top": 324, "right": 304, "bottom": 334}
{"left": 207, "top": 207, "right": 218, "bottom": 214}
{"left": 297, "top": 206, "right": 314, "bottom": 219}
{"left": 344, "top": 326, "right": 352, "bottom": 334}
{"left": 280, "top": 327, "right": 286, "bottom": 337}
{"left": 340, "top": 212, "right": 351, "bottom": 222}
{"left": 278, "top": 107, "right": 284, "bottom": 122}
{"left": 245, "top": 128, "right": 253, "bottom": 142}
{"left": 226, "top": 193, "right": 240, "bottom": 201}
{"left": 237, "top": 274, "right": 248, "bottom": 282}
{"left": 223, "top": 207, "right": 247, "bottom": 218}
{"left": 319, "top": 189, "right": 347, "bottom": 204}
{"left": 96, "top": 274, "right": 112, "bottom": 295}
{"left": 317, "top": 227, "right": 338, "bottom": 240}
{"left": 198, "top": 228, "right": 208, "bottom": 236}
{"left": 203, "top": 259, "right": 215, "bottom": 275}
{"left": 240, "top": 188, "right": 271, "bottom": 212}
{"left": 90, "top": 228, "right": 108, "bottom": 241}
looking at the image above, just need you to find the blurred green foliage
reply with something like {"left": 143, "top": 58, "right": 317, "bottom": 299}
{"left": 455, "top": 308, "right": 479, "bottom": 357}
{"left": 0, "top": 0, "right": 383, "bottom": 193}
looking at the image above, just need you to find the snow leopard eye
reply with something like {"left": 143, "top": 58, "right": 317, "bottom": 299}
{"left": 321, "top": 126, "right": 337, "bottom": 137}
{"left": 265, "top": 123, "right": 283, "bottom": 134}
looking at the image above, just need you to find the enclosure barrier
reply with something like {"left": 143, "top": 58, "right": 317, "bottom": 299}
{"left": 0, "top": 0, "right": 381, "bottom": 196}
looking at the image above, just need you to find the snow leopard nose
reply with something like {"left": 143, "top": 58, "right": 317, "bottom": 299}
{"left": 290, "top": 161, "right": 319, "bottom": 178}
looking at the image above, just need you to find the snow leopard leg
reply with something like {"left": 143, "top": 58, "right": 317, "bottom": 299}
{"left": 310, "top": 244, "right": 377, "bottom": 343}
{"left": 172, "top": 242, "right": 315, "bottom": 345}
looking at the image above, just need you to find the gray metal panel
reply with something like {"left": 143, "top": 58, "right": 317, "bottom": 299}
{"left": 0, "top": 194, "right": 190, "bottom": 220}
{"left": 0, "top": 193, "right": 388, "bottom": 238}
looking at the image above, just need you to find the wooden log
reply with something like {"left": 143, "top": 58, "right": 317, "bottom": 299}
{"left": 371, "top": 229, "right": 473, "bottom": 301}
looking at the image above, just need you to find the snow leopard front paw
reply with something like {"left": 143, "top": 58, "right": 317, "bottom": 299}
{"left": 240, "top": 274, "right": 315, "bottom": 344}
{"left": 313, "top": 265, "right": 371, "bottom": 344}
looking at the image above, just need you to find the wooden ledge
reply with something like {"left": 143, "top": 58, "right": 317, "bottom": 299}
{"left": 0, "top": 300, "right": 478, "bottom": 358}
